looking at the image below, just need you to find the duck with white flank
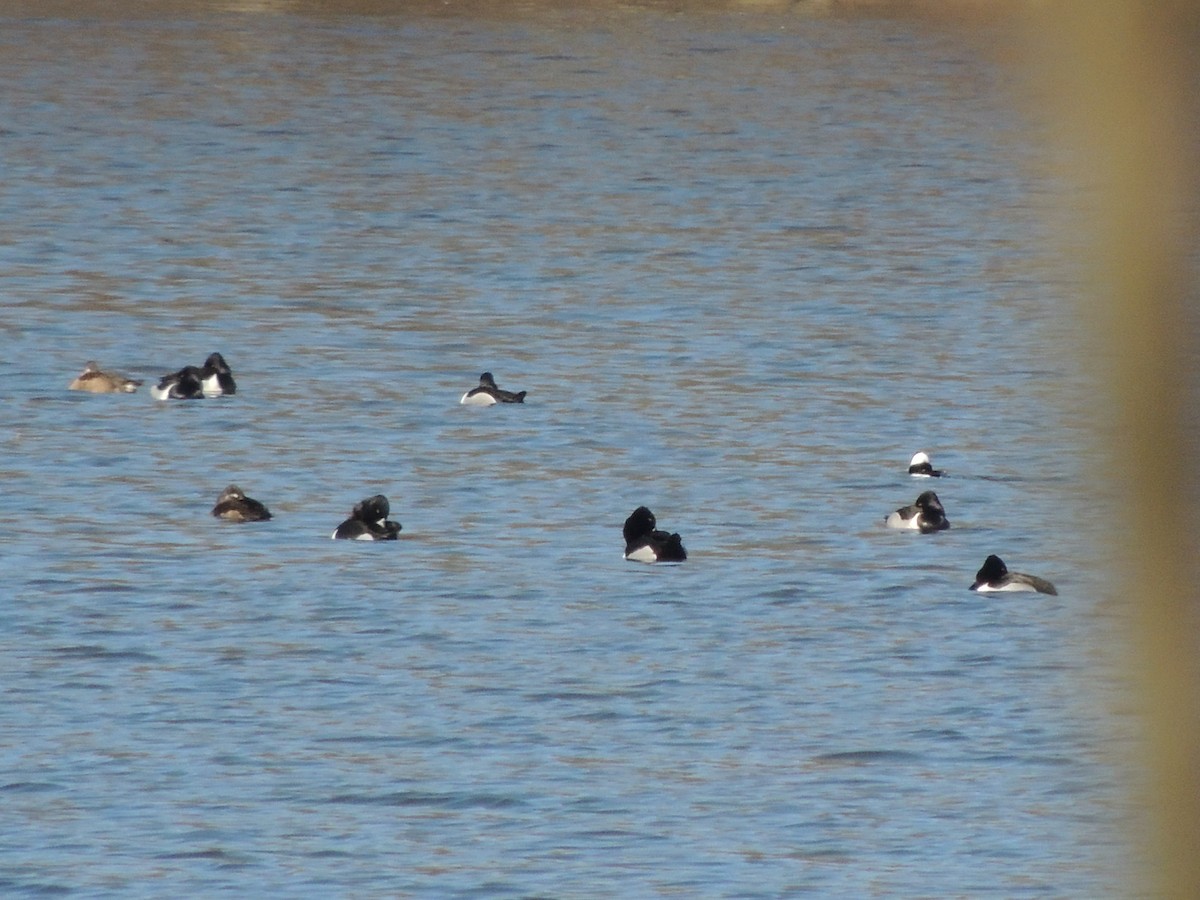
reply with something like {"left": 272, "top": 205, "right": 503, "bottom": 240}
{"left": 68, "top": 361, "right": 142, "bottom": 394}
{"left": 211, "top": 485, "right": 272, "bottom": 522}
{"left": 623, "top": 506, "right": 687, "bottom": 563}
{"left": 151, "top": 365, "right": 204, "bottom": 400}
{"left": 970, "top": 555, "right": 1057, "bottom": 595}
{"left": 152, "top": 352, "right": 236, "bottom": 400}
{"left": 907, "top": 451, "right": 943, "bottom": 477}
{"left": 331, "top": 494, "right": 402, "bottom": 541}
{"left": 460, "top": 372, "right": 526, "bottom": 406}
{"left": 885, "top": 490, "right": 950, "bottom": 533}
{"left": 199, "top": 352, "right": 236, "bottom": 397}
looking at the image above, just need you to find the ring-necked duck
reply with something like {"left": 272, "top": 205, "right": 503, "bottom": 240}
{"left": 68, "top": 361, "right": 142, "bottom": 394}
{"left": 907, "top": 451, "right": 943, "bottom": 477}
{"left": 970, "top": 555, "right": 1057, "bottom": 594}
{"left": 460, "top": 372, "right": 526, "bottom": 406}
{"left": 151, "top": 352, "right": 236, "bottom": 400}
{"left": 151, "top": 366, "right": 206, "bottom": 400}
{"left": 623, "top": 506, "right": 687, "bottom": 563}
{"left": 331, "top": 494, "right": 402, "bottom": 541}
{"left": 885, "top": 490, "right": 949, "bottom": 533}
{"left": 211, "top": 485, "right": 272, "bottom": 522}
{"left": 200, "top": 352, "right": 236, "bottom": 397}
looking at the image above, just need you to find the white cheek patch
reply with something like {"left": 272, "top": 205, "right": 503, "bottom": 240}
{"left": 910, "top": 452, "right": 931, "bottom": 467}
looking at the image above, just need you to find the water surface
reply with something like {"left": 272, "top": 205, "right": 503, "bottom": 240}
{"left": 0, "top": 5, "right": 1131, "bottom": 897}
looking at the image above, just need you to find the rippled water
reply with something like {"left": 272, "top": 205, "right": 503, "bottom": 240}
{"left": 0, "top": 5, "right": 1132, "bottom": 897}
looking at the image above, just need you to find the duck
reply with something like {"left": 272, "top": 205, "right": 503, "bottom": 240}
{"left": 907, "top": 451, "right": 943, "bottom": 478}
{"left": 623, "top": 506, "right": 687, "bottom": 563}
{"left": 331, "top": 494, "right": 402, "bottom": 541}
{"left": 151, "top": 352, "right": 236, "bottom": 400}
{"left": 885, "top": 490, "right": 950, "bottom": 533}
{"left": 211, "top": 485, "right": 272, "bottom": 522}
{"left": 460, "top": 372, "right": 526, "bottom": 406}
{"left": 68, "top": 361, "right": 142, "bottom": 394}
{"left": 150, "top": 365, "right": 206, "bottom": 400}
{"left": 970, "top": 555, "right": 1057, "bottom": 595}
{"left": 200, "top": 352, "right": 236, "bottom": 397}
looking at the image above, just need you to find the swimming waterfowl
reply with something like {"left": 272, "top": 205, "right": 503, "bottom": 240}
{"left": 200, "top": 352, "right": 236, "bottom": 397}
{"left": 331, "top": 494, "right": 402, "bottom": 541}
{"left": 623, "top": 506, "right": 687, "bottom": 563}
{"left": 885, "top": 490, "right": 950, "bottom": 533}
{"left": 68, "top": 361, "right": 142, "bottom": 394}
{"left": 970, "top": 555, "right": 1057, "bottom": 595}
{"left": 460, "top": 372, "right": 526, "bottom": 406}
{"left": 211, "top": 485, "right": 272, "bottom": 522}
{"left": 151, "top": 365, "right": 206, "bottom": 400}
{"left": 151, "top": 352, "right": 236, "bottom": 400}
{"left": 907, "top": 451, "right": 943, "bottom": 478}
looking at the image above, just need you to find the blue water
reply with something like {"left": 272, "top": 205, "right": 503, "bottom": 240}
{"left": 0, "top": 6, "right": 1132, "bottom": 897}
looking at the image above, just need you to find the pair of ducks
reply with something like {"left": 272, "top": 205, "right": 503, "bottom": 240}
{"left": 73, "top": 364, "right": 522, "bottom": 407}
{"left": 886, "top": 451, "right": 949, "bottom": 531}
{"left": 67, "top": 355, "right": 236, "bottom": 399}
{"left": 459, "top": 379, "right": 687, "bottom": 563}
{"left": 180, "top": 367, "right": 518, "bottom": 408}
{"left": 887, "top": 451, "right": 1057, "bottom": 594}
{"left": 886, "top": 498, "right": 950, "bottom": 533}
{"left": 211, "top": 486, "right": 401, "bottom": 540}
{"left": 151, "top": 352, "right": 236, "bottom": 400}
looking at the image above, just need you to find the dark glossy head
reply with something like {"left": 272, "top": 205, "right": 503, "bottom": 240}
{"left": 478, "top": 372, "right": 498, "bottom": 389}
{"left": 914, "top": 491, "right": 943, "bottom": 512}
{"left": 975, "top": 555, "right": 1009, "bottom": 584}
{"left": 217, "top": 485, "right": 245, "bottom": 503}
{"left": 156, "top": 367, "right": 205, "bottom": 399}
{"left": 353, "top": 494, "right": 392, "bottom": 524}
{"left": 623, "top": 506, "right": 657, "bottom": 544}
{"left": 212, "top": 484, "right": 271, "bottom": 521}
{"left": 204, "top": 352, "right": 231, "bottom": 373}
{"left": 334, "top": 494, "right": 398, "bottom": 539}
